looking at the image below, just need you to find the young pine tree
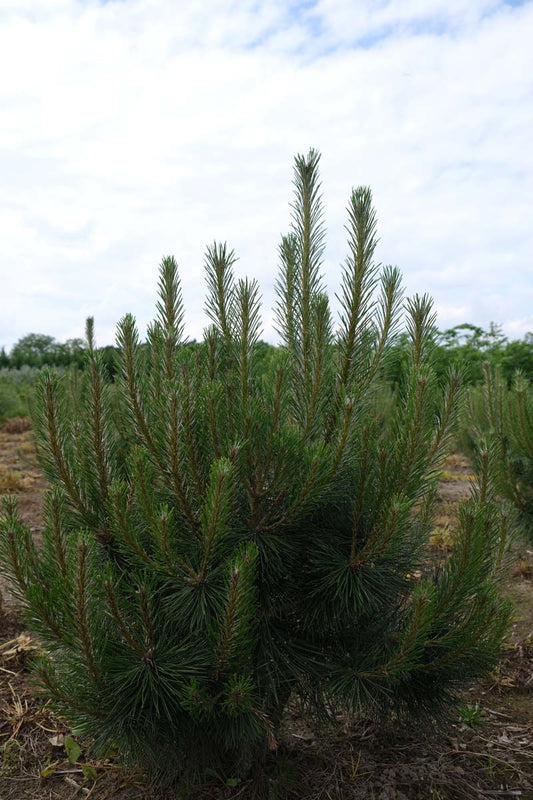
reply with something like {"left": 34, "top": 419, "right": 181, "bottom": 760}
{"left": 466, "top": 363, "right": 533, "bottom": 540}
{"left": 0, "top": 151, "right": 512, "bottom": 787}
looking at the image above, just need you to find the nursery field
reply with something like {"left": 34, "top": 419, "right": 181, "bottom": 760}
{"left": 0, "top": 419, "right": 532, "bottom": 800}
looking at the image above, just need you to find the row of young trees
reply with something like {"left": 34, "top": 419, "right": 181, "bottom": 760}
{"left": 465, "top": 366, "right": 533, "bottom": 542}
{"left": 387, "top": 323, "right": 533, "bottom": 387}
{"left": 436, "top": 324, "right": 533, "bottom": 382}
{"left": 0, "top": 150, "right": 523, "bottom": 792}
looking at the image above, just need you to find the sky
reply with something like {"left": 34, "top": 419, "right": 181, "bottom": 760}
{"left": 0, "top": 0, "right": 532, "bottom": 351}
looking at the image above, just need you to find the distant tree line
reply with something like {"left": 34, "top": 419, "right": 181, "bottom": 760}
{"left": 386, "top": 322, "right": 533, "bottom": 386}
{"left": 0, "top": 333, "right": 279, "bottom": 380}
{"left": 0, "top": 333, "right": 119, "bottom": 376}
{"left": 1, "top": 324, "right": 532, "bottom": 385}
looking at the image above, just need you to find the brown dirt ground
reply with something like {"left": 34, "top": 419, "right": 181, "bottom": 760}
{"left": 0, "top": 428, "right": 532, "bottom": 799}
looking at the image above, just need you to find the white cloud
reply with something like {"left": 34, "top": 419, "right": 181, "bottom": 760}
{"left": 0, "top": 0, "right": 532, "bottom": 350}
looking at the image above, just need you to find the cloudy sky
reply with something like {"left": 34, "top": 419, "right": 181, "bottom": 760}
{"left": 0, "top": 0, "right": 531, "bottom": 350}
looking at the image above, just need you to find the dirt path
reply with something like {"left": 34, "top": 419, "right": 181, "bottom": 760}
{"left": 0, "top": 431, "right": 532, "bottom": 799}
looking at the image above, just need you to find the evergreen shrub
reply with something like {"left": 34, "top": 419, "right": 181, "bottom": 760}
{"left": 0, "top": 375, "right": 31, "bottom": 423}
{"left": 467, "top": 363, "right": 533, "bottom": 540}
{"left": 0, "top": 151, "right": 512, "bottom": 786}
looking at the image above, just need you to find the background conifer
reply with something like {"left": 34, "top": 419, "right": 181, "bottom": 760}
{"left": 466, "top": 364, "right": 533, "bottom": 540}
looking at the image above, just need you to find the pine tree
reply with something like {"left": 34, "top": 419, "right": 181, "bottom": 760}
{"left": 0, "top": 151, "right": 512, "bottom": 787}
{"left": 467, "top": 363, "right": 533, "bottom": 540}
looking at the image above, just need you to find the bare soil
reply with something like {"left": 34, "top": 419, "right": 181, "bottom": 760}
{"left": 0, "top": 427, "right": 532, "bottom": 799}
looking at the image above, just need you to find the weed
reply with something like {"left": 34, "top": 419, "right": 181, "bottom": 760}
{"left": 514, "top": 559, "right": 533, "bottom": 579}
{"left": 429, "top": 526, "right": 453, "bottom": 552}
{"left": 0, "top": 738, "right": 22, "bottom": 777}
{"left": 458, "top": 702, "right": 482, "bottom": 726}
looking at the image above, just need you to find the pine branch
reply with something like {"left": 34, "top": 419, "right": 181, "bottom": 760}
{"left": 258, "top": 365, "right": 287, "bottom": 486}
{"left": 36, "top": 372, "right": 93, "bottom": 524}
{"left": 348, "top": 425, "right": 371, "bottom": 565}
{"left": 45, "top": 487, "right": 69, "bottom": 580}
{"left": 105, "top": 579, "right": 145, "bottom": 657}
{"left": 235, "top": 277, "right": 262, "bottom": 410}
{"left": 151, "top": 506, "right": 197, "bottom": 581}
{"left": 215, "top": 543, "right": 257, "bottom": 677}
{"left": 166, "top": 386, "right": 199, "bottom": 533}
{"left": 302, "top": 293, "right": 333, "bottom": 440}
{"left": 0, "top": 496, "right": 31, "bottom": 594}
{"left": 363, "top": 266, "right": 403, "bottom": 389}
{"left": 274, "top": 233, "right": 299, "bottom": 355}
{"left": 156, "top": 255, "right": 185, "bottom": 382}
{"left": 330, "top": 396, "right": 355, "bottom": 474}
{"left": 336, "top": 185, "right": 379, "bottom": 393}
{"left": 116, "top": 314, "right": 160, "bottom": 463}
{"left": 85, "top": 318, "right": 113, "bottom": 537}
{"left": 75, "top": 538, "right": 100, "bottom": 683}
{"left": 180, "top": 362, "right": 206, "bottom": 501}
{"left": 108, "top": 481, "right": 155, "bottom": 568}
{"left": 206, "top": 380, "right": 223, "bottom": 459}
{"left": 199, "top": 459, "right": 234, "bottom": 580}
{"left": 290, "top": 149, "right": 325, "bottom": 389}
{"left": 428, "top": 369, "right": 462, "bottom": 468}
{"left": 405, "top": 293, "right": 437, "bottom": 372}
{"left": 205, "top": 242, "right": 237, "bottom": 344}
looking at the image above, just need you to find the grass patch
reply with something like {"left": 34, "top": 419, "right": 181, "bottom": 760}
{"left": 429, "top": 527, "right": 453, "bottom": 551}
{"left": 438, "top": 469, "right": 475, "bottom": 482}
{"left": 0, "top": 468, "right": 32, "bottom": 493}
{"left": 16, "top": 439, "right": 36, "bottom": 456}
